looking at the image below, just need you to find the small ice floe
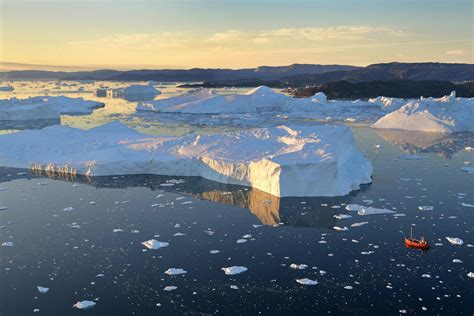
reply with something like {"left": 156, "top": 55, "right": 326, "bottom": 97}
{"left": 421, "top": 274, "right": 431, "bottom": 278}
{"left": 446, "top": 237, "right": 464, "bottom": 246}
{"left": 296, "top": 278, "right": 318, "bottom": 285}
{"left": 33, "top": 309, "right": 40, "bottom": 313}
{"left": 72, "top": 300, "right": 96, "bottom": 310}
{"left": 63, "top": 207, "right": 75, "bottom": 212}
{"left": 333, "top": 226, "right": 348, "bottom": 231}
{"left": 461, "top": 203, "right": 474, "bottom": 208}
{"left": 418, "top": 206, "right": 434, "bottom": 211}
{"left": 113, "top": 228, "right": 124, "bottom": 233}
{"left": 345, "top": 204, "right": 395, "bottom": 216}
{"left": 230, "top": 285, "right": 239, "bottom": 290}
{"left": 461, "top": 166, "right": 474, "bottom": 174}
{"left": 452, "top": 259, "right": 463, "bottom": 263}
{"left": 361, "top": 251, "right": 375, "bottom": 255}
{"left": 374, "top": 144, "right": 383, "bottom": 148}
{"left": 242, "top": 234, "right": 252, "bottom": 239}
{"left": 182, "top": 201, "right": 193, "bottom": 205}
{"left": 344, "top": 285, "right": 353, "bottom": 290}
{"left": 141, "top": 239, "right": 169, "bottom": 250}
{"left": 222, "top": 266, "right": 248, "bottom": 275}
{"left": 209, "top": 250, "right": 220, "bottom": 254}
{"left": 465, "top": 146, "right": 474, "bottom": 151}
{"left": 290, "top": 264, "right": 308, "bottom": 270}
{"left": 236, "top": 239, "right": 248, "bottom": 244}
{"left": 467, "top": 272, "right": 474, "bottom": 279}
{"left": 334, "top": 214, "right": 352, "bottom": 219}
{"left": 2, "top": 241, "right": 13, "bottom": 247}
{"left": 393, "top": 213, "right": 406, "bottom": 217}
{"left": 0, "top": 206, "right": 8, "bottom": 211}
{"left": 163, "top": 286, "right": 177, "bottom": 291}
{"left": 89, "top": 201, "right": 96, "bottom": 205}
{"left": 173, "top": 232, "right": 186, "bottom": 236}
{"left": 37, "top": 286, "right": 49, "bottom": 294}
{"left": 351, "top": 221, "right": 369, "bottom": 227}
{"left": 164, "top": 268, "right": 187, "bottom": 275}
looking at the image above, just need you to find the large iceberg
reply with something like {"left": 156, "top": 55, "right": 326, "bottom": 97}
{"left": 372, "top": 92, "right": 474, "bottom": 133}
{"left": 0, "top": 96, "right": 104, "bottom": 121}
{"left": 108, "top": 84, "right": 161, "bottom": 101}
{"left": 0, "top": 122, "right": 373, "bottom": 197}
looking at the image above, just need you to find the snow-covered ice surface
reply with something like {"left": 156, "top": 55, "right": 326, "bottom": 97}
{"left": 0, "top": 122, "right": 373, "bottom": 197}
{"left": 373, "top": 92, "right": 474, "bottom": 133}
{"left": 0, "top": 96, "right": 104, "bottom": 121}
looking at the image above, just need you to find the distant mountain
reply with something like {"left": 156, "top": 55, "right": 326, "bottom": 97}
{"left": 0, "top": 63, "right": 359, "bottom": 81}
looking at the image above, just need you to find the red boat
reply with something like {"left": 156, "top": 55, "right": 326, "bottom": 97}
{"left": 405, "top": 227, "right": 430, "bottom": 250}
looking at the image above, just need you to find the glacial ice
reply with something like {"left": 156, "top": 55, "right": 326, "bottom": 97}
{"left": 37, "top": 286, "right": 49, "bottom": 294}
{"left": 446, "top": 237, "right": 464, "bottom": 245}
{"left": 72, "top": 300, "right": 96, "bottom": 310}
{"left": 142, "top": 239, "right": 169, "bottom": 250}
{"left": 373, "top": 92, "right": 474, "bottom": 133}
{"left": 164, "top": 268, "right": 187, "bottom": 275}
{"left": 0, "top": 96, "right": 104, "bottom": 121}
{"left": 222, "top": 266, "right": 248, "bottom": 275}
{"left": 108, "top": 84, "right": 161, "bottom": 97}
{"left": 345, "top": 204, "right": 395, "bottom": 215}
{"left": 0, "top": 122, "right": 373, "bottom": 197}
{"left": 296, "top": 278, "right": 318, "bottom": 285}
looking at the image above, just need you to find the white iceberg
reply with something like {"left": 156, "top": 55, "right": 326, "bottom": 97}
{"left": 372, "top": 92, "right": 474, "bottom": 133}
{"left": 368, "top": 96, "right": 406, "bottom": 112}
{"left": 109, "top": 84, "right": 161, "bottom": 97}
{"left": 296, "top": 278, "right": 318, "bottom": 285}
{"left": 164, "top": 268, "right": 187, "bottom": 275}
{"left": 446, "top": 237, "right": 464, "bottom": 245}
{"left": 37, "top": 286, "right": 49, "bottom": 294}
{"left": 222, "top": 266, "right": 248, "bottom": 275}
{"left": 345, "top": 204, "right": 395, "bottom": 216}
{"left": 72, "top": 300, "right": 96, "bottom": 310}
{"left": 141, "top": 239, "right": 169, "bottom": 250}
{"left": 0, "top": 96, "right": 104, "bottom": 121}
{"left": 0, "top": 122, "right": 373, "bottom": 197}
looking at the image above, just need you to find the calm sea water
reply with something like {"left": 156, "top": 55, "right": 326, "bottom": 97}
{"left": 0, "top": 82, "right": 473, "bottom": 315}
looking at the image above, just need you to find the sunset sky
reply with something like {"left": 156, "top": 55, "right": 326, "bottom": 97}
{"left": 0, "top": 0, "right": 472, "bottom": 70}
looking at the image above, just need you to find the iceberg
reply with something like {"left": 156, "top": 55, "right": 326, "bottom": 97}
{"left": 0, "top": 122, "right": 373, "bottom": 197}
{"left": 141, "top": 239, "right": 169, "bottom": 250}
{"left": 222, "top": 266, "right": 248, "bottom": 275}
{"left": 108, "top": 84, "right": 161, "bottom": 101}
{"left": 368, "top": 96, "right": 406, "bottom": 112}
{"left": 72, "top": 300, "right": 96, "bottom": 310}
{"left": 296, "top": 278, "right": 318, "bottom": 285}
{"left": 0, "top": 96, "right": 104, "bottom": 121}
{"left": 372, "top": 92, "right": 474, "bottom": 133}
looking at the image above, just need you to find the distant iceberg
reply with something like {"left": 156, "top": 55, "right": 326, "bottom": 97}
{"left": 0, "top": 122, "right": 373, "bottom": 197}
{"left": 372, "top": 92, "right": 474, "bottom": 133}
{"left": 108, "top": 84, "right": 161, "bottom": 101}
{"left": 0, "top": 96, "right": 104, "bottom": 121}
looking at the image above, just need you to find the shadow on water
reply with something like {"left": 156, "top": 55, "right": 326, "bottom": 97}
{"left": 376, "top": 129, "right": 474, "bottom": 159}
{"left": 0, "top": 167, "right": 369, "bottom": 229}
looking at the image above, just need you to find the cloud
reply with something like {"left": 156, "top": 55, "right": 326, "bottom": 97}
{"left": 446, "top": 50, "right": 465, "bottom": 56}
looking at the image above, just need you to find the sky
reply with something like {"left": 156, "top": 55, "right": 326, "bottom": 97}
{"left": 0, "top": 0, "right": 472, "bottom": 70}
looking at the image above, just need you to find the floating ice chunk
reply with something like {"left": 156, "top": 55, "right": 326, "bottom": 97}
{"left": 452, "top": 259, "right": 463, "bottom": 263}
{"left": 345, "top": 204, "right": 395, "bottom": 216}
{"left": 72, "top": 300, "right": 96, "bottom": 310}
{"left": 334, "top": 214, "right": 352, "bottom": 219}
{"left": 113, "top": 228, "right": 124, "bottom": 233}
{"left": 242, "top": 234, "right": 252, "bottom": 239}
{"left": 173, "top": 232, "right": 186, "bottom": 236}
{"left": 446, "top": 237, "right": 464, "bottom": 245}
{"left": 421, "top": 274, "right": 431, "bottom": 278}
{"left": 142, "top": 239, "right": 169, "bottom": 250}
{"left": 461, "top": 166, "right": 474, "bottom": 173}
{"left": 236, "top": 239, "right": 248, "bottom": 244}
{"left": 1, "top": 241, "right": 13, "bottom": 247}
{"left": 230, "top": 285, "right": 239, "bottom": 290}
{"left": 209, "top": 250, "right": 220, "bottom": 254}
{"left": 63, "top": 207, "right": 75, "bottom": 212}
{"left": 290, "top": 264, "right": 308, "bottom": 270}
{"left": 418, "top": 206, "right": 434, "bottom": 211}
{"left": 465, "top": 146, "right": 474, "bottom": 151}
{"left": 373, "top": 92, "right": 474, "bottom": 133}
{"left": 164, "top": 268, "right": 187, "bottom": 275}
{"left": 222, "top": 266, "right": 248, "bottom": 275}
{"left": 461, "top": 203, "right": 474, "bottom": 208}
{"left": 0, "top": 206, "right": 8, "bottom": 211}
{"left": 351, "top": 221, "right": 369, "bottom": 227}
{"left": 333, "top": 226, "right": 348, "bottom": 231}
{"left": 37, "top": 286, "right": 49, "bottom": 294}
{"left": 163, "top": 286, "right": 177, "bottom": 291}
{"left": 467, "top": 272, "right": 474, "bottom": 279}
{"left": 344, "top": 285, "right": 353, "bottom": 290}
{"left": 296, "top": 278, "right": 318, "bottom": 285}
{"left": 0, "top": 123, "right": 373, "bottom": 197}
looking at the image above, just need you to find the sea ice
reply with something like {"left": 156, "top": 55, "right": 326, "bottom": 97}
{"left": 446, "top": 237, "right": 464, "bottom": 245}
{"left": 372, "top": 92, "right": 474, "bottom": 133}
{"left": 141, "top": 239, "right": 169, "bottom": 250}
{"left": 296, "top": 278, "right": 318, "bottom": 285}
{"left": 163, "top": 286, "right": 178, "bottom": 291}
{"left": 0, "top": 96, "right": 104, "bottom": 121}
{"left": 164, "top": 268, "right": 187, "bottom": 275}
{"left": 290, "top": 264, "right": 308, "bottom": 270}
{"left": 37, "top": 286, "right": 49, "bottom": 294}
{"left": 222, "top": 266, "right": 248, "bottom": 275}
{"left": 0, "top": 122, "right": 373, "bottom": 197}
{"left": 345, "top": 204, "right": 395, "bottom": 215}
{"left": 72, "top": 300, "right": 96, "bottom": 310}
